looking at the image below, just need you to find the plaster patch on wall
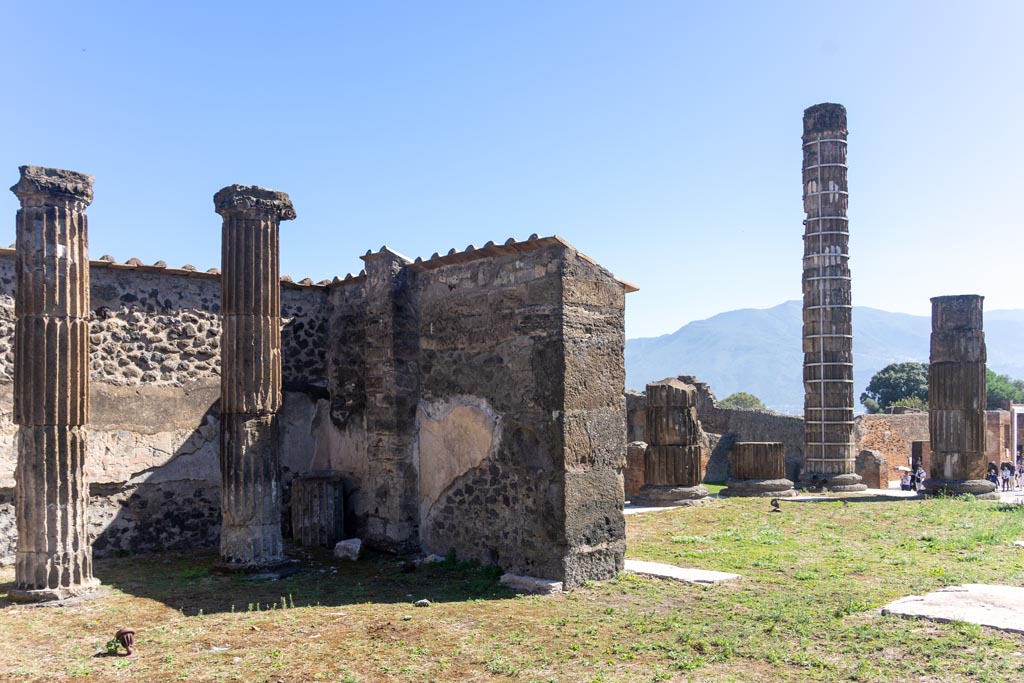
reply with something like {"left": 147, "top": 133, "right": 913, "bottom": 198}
{"left": 416, "top": 396, "right": 500, "bottom": 527}
{"left": 309, "top": 400, "right": 369, "bottom": 475}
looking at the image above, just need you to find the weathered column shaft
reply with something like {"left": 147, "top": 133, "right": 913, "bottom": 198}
{"left": 214, "top": 185, "right": 295, "bottom": 568}
{"left": 801, "top": 103, "right": 862, "bottom": 489}
{"left": 721, "top": 441, "right": 796, "bottom": 497}
{"left": 926, "top": 295, "right": 992, "bottom": 494}
{"left": 729, "top": 442, "right": 786, "bottom": 481}
{"left": 634, "top": 378, "right": 708, "bottom": 505}
{"left": 10, "top": 165, "right": 97, "bottom": 600}
{"left": 643, "top": 445, "right": 703, "bottom": 486}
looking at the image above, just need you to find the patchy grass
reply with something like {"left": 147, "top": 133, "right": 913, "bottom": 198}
{"left": 3, "top": 496, "right": 1024, "bottom": 681}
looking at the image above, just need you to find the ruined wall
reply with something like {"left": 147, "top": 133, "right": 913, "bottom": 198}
{"left": 0, "top": 234, "right": 630, "bottom": 588}
{"left": 642, "top": 378, "right": 806, "bottom": 482}
{"left": 853, "top": 413, "right": 928, "bottom": 475}
{"left": 559, "top": 251, "right": 627, "bottom": 584}
{"left": 0, "top": 250, "right": 330, "bottom": 563}
{"left": 625, "top": 390, "right": 645, "bottom": 442}
{"left": 410, "top": 242, "right": 626, "bottom": 584}
{"left": 987, "top": 410, "right": 1011, "bottom": 462}
{"left": 624, "top": 381, "right": 941, "bottom": 488}
{"left": 850, "top": 411, "right": 1011, "bottom": 480}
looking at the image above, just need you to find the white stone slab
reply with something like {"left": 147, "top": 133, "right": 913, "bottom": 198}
{"left": 624, "top": 559, "right": 741, "bottom": 585}
{"left": 500, "top": 573, "right": 563, "bottom": 594}
{"left": 623, "top": 504, "right": 682, "bottom": 516}
{"left": 882, "top": 584, "right": 1024, "bottom": 634}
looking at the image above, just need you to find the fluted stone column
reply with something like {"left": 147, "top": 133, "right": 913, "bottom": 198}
{"left": 924, "top": 295, "right": 995, "bottom": 496}
{"left": 633, "top": 378, "right": 708, "bottom": 506}
{"left": 9, "top": 166, "right": 99, "bottom": 602}
{"left": 800, "top": 103, "right": 865, "bottom": 492}
{"left": 722, "top": 442, "right": 796, "bottom": 497}
{"left": 214, "top": 185, "right": 295, "bottom": 569}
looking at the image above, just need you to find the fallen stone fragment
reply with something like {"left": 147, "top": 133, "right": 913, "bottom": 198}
{"left": 500, "top": 573, "right": 564, "bottom": 594}
{"left": 881, "top": 584, "right": 1024, "bottom": 634}
{"left": 333, "top": 538, "right": 361, "bottom": 561}
{"left": 624, "top": 559, "right": 741, "bottom": 585}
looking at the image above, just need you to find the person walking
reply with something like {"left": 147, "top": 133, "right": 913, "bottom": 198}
{"left": 915, "top": 466, "right": 927, "bottom": 492}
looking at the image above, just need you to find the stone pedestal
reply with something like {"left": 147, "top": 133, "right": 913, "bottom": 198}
{"left": 800, "top": 103, "right": 865, "bottom": 492}
{"left": 214, "top": 185, "right": 295, "bottom": 569}
{"left": 290, "top": 472, "right": 346, "bottom": 548}
{"left": 632, "top": 379, "right": 708, "bottom": 506}
{"left": 9, "top": 166, "right": 99, "bottom": 602}
{"left": 722, "top": 442, "right": 796, "bottom": 497}
{"left": 924, "top": 295, "right": 996, "bottom": 497}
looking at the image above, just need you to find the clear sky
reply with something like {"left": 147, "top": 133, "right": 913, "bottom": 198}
{"left": 1, "top": 1, "right": 1021, "bottom": 339}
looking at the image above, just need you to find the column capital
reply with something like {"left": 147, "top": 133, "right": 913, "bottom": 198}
{"left": 214, "top": 184, "right": 296, "bottom": 222}
{"left": 803, "top": 103, "right": 847, "bottom": 138}
{"left": 10, "top": 166, "right": 93, "bottom": 206}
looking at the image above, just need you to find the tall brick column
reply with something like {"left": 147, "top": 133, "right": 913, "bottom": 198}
{"left": 9, "top": 166, "right": 99, "bottom": 601}
{"left": 924, "top": 295, "right": 995, "bottom": 496}
{"left": 214, "top": 185, "right": 295, "bottom": 569}
{"left": 632, "top": 378, "right": 708, "bottom": 506}
{"left": 800, "top": 103, "right": 865, "bottom": 492}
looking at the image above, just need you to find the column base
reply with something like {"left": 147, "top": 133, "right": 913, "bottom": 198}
{"left": 799, "top": 472, "right": 866, "bottom": 492}
{"left": 632, "top": 484, "right": 709, "bottom": 507}
{"left": 7, "top": 578, "right": 101, "bottom": 604}
{"left": 720, "top": 478, "right": 798, "bottom": 498}
{"left": 923, "top": 478, "right": 999, "bottom": 498}
{"left": 825, "top": 473, "right": 867, "bottom": 493}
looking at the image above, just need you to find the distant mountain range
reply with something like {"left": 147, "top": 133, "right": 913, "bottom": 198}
{"left": 626, "top": 301, "right": 1024, "bottom": 415}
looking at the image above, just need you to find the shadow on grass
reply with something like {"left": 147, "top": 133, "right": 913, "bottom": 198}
{"left": 0, "top": 544, "right": 515, "bottom": 615}
{"left": 782, "top": 494, "right": 928, "bottom": 505}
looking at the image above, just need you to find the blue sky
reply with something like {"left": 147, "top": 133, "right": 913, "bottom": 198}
{"left": 1, "top": 1, "right": 1021, "bottom": 338}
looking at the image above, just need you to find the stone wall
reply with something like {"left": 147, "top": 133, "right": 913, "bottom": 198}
{"left": 853, "top": 413, "right": 928, "bottom": 476}
{"left": 0, "top": 237, "right": 632, "bottom": 587}
{"left": 987, "top": 410, "right": 1011, "bottom": 462}
{"left": 316, "top": 239, "right": 629, "bottom": 585}
{"left": 625, "top": 391, "right": 645, "bottom": 442}
{"left": 851, "top": 410, "right": 1013, "bottom": 482}
{"left": 0, "top": 250, "right": 330, "bottom": 564}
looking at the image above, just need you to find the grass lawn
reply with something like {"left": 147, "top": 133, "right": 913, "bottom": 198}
{"left": 3, "top": 495, "right": 1024, "bottom": 682}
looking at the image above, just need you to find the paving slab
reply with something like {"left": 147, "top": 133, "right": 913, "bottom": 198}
{"left": 624, "top": 559, "right": 740, "bottom": 585}
{"left": 623, "top": 503, "right": 682, "bottom": 516}
{"left": 500, "top": 573, "right": 563, "bottom": 594}
{"left": 881, "top": 584, "right": 1024, "bottom": 634}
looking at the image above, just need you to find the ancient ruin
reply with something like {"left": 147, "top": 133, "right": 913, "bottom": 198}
{"left": 214, "top": 185, "right": 295, "bottom": 569}
{"left": 290, "top": 473, "right": 346, "bottom": 548}
{"left": 623, "top": 441, "right": 646, "bottom": 501}
{"left": 924, "top": 295, "right": 995, "bottom": 496}
{"left": 0, "top": 167, "right": 634, "bottom": 590}
{"left": 721, "top": 442, "right": 796, "bottom": 497}
{"left": 855, "top": 449, "right": 888, "bottom": 490}
{"left": 632, "top": 378, "right": 708, "bottom": 506}
{"left": 800, "top": 103, "right": 865, "bottom": 492}
{"left": 8, "top": 166, "right": 99, "bottom": 601}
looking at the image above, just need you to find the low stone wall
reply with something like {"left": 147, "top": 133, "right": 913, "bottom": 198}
{"left": 0, "top": 249, "right": 331, "bottom": 564}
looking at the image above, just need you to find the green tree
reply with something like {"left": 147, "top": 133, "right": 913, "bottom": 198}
{"left": 860, "top": 362, "right": 928, "bottom": 414}
{"left": 719, "top": 392, "right": 766, "bottom": 410}
{"left": 986, "top": 369, "right": 1024, "bottom": 409}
